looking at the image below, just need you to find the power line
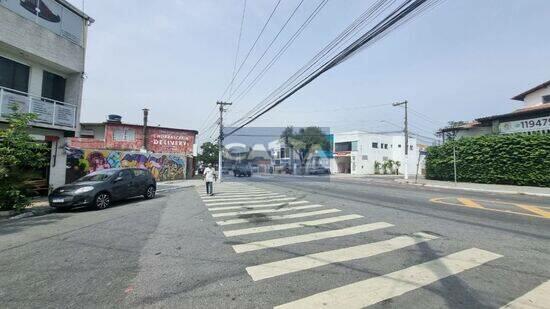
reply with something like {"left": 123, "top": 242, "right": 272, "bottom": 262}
{"left": 227, "top": 0, "right": 437, "bottom": 137}
{"left": 228, "top": 0, "right": 248, "bottom": 98}
{"left": 219, "top": 0, "right": 283, "bottom": 100}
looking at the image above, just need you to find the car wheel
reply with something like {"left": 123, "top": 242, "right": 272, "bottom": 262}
{"left": 144, "top": 185, "right": 156, "bottom": 199}
{"left": 94, "top": 192, "right": 111, "bottom": 210}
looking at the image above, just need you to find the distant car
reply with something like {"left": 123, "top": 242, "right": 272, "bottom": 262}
{"left": 233, "top": 165, "right": 252, "bottom": 177}
{"left": 48, "top": 168, "right": 157, "bottom": 210}
{"left": 308, "top": 166, "right": 331, "bottom": 175}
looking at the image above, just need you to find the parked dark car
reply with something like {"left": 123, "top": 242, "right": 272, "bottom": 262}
{"left": 49, "top": 168, "right": 157, "bottom": 210}
{"left": 233, "top": 165, "right": 252, "bottom": 177}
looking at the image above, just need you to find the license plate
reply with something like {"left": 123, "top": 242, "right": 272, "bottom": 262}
{"left": 52, "top": 198, "right": 64, "bottom": 203}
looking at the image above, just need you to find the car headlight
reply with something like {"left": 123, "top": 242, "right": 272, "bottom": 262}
{"left": 74, "top": 186, "right": 94, "bottom": 194}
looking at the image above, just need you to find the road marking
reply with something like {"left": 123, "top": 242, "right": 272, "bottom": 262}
{"left": 211, "top": 204, "right": 324, "bottom": 218}
{"left": 206, "top": 197, "right": 296, "bottom": 206}
{"left": 500, "top": 280, "right": 550, "bottom": 308}
{"left": 216, "top": 209, "right": 342, "bottom": 226}
{"left": 208, "top": 200, "right": 309, "bottom": 211}
{"left": 247, "top": 232, "right": 439, "bottom": 281}
{"left": 199, "top": 190, "right": 271, "bottom": 197}
{"left": 457, "top": 198, "right": 485, "bottom": 209}
{"left": 515, "top": 204, "right": 550, "bottom": 219}
{"left": 223, "top": 214, "right": 363, "bottom": 237}
{"left": 430, "top": 197, "right": 550, "bottom": 219}
{"left": 232, "top": 222, "right": 393, "bottom": 253}
{"left": 201, "top": 193, "right": 283, "bottom": 201}
{"left": 275, "top": 248, "right": 502, "bottom": 309}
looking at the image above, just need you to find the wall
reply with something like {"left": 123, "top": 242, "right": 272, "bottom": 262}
{"left": 0, "top": 5, "right": 85, "bottom": 73}
{"left": 65, "top": 148, "right": 186, "bottom": 183}
{"left": 523, "top": 86, "right": 550, "bottom": 107}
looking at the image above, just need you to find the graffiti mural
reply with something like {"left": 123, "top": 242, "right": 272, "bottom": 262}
{"left": 65, "top": 148, "right": 187, "bottom": 183}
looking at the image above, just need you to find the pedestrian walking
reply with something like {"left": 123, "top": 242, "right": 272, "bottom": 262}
{"left": 203, "top": 163, "right": 216, "bottom": 196}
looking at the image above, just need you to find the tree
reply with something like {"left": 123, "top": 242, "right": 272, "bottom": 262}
{"left": 382, "top": 161, "right": 390, "bottom": 175}
{"left": 280, "top": 126, "right": 330, "bottom": 173}
{"left": 374, "top": 161, "right": 381, "bottom": 174}
{"left": 0, "top": 107, "right": 49, "bottom": 211}
{"left": 197, "top": 142, "right": 219, "bottom": 166}
{"left": 386, "top": 160, "right": 395, "bottom": 174}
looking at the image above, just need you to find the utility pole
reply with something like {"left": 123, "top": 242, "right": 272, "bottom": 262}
{"left": 217, "top": 101, "right": 232, "bottom": 182}
{"left": 142, "top": 108, "right": 149, "bottom": 153}
{"left": 393, "top": 100, "right": 408, "bottom": 180}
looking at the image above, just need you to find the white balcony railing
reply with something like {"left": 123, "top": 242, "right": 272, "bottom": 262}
{"left": 0, "top": 86, "right": 77, "bottom": 130}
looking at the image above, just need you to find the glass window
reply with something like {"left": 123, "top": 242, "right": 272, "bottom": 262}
{"left": 351, "top": 141, "right": 358, "bottom": 151}
{"left": 119, "top": 170, "right": 133, "bottom": 180}
{"left": 372, "top": 142, "right": 378, "bottom": 149}
{"left": 335, "top": 142, "right": 352, "bottom": 152}
{"left": 0, "top": 56, "right": 30, "bottom": 93}
{"left": 113, "top": 128, "right": 136, "bottom": 141}
{"left": 543, "top": 95, "right": 550, "bottom": 104}
{"left": 42, "top": 71, "right": 66, "bottom": 101}
{"left": 132, "top": 169, "right": 146, "bottom": 177}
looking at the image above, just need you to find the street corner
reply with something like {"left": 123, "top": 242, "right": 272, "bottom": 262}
{"left": 429, "top": 197, "right": 550, "bottom": 219}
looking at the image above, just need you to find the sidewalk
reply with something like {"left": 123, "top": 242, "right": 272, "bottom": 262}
{"left": 157, "top": 178, "right": 202, "bottom": 192}
{"left": 395, "top": 178, "right": 550, "bottom": 197}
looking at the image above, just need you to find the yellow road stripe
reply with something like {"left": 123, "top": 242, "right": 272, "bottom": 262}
{"left": 516, "top": 204, "right": 550, "bottom": 219}
{"left": 456, "top": 198, "right": 485, "bottom": 209}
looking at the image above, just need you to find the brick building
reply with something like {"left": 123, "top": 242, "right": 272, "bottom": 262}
{"left": 66, "top": 116, "right": 198, "bottom": 183}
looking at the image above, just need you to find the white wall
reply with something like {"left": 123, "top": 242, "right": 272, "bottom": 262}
{"left": 333, "top": 132, "right": 419, "bottom": 175}
{"left": 523, "top": 86, "right": 550, "bottom": 106}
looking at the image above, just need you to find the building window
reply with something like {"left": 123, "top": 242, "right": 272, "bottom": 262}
{"left": 398, "top": 144, "right": 401, "bottom": 148}
{"left": 351, "top": 141, "right": 358, "bottom": 151}
{"left": 384, "top": 144, "right": 388, "bottom": 149}
{"left": 372, "top": 142, "right": 378, "bottom": 149}
{"left": 335, "top": 142, "right": 352, "bottom": 152}
{"left": 113, "top": 128, "right": 136, "bottom": 141}
{"left": 42, "top": 71, "right": 66, "bottom": 102}
{"left": 0, "top": 56, "right": 30, "bottom": 93}
{"left": 543, "top": 95, "right": 550, "bottom": 104}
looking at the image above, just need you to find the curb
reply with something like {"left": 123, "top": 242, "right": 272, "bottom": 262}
{"left": 395, "top": 180, "right": 550, "bottom": 197}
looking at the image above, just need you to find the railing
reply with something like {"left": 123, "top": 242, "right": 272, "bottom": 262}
{"left": 0, "top": 86, "right": 77, "bottom": 130}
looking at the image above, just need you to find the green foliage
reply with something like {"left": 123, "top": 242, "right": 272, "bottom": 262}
{"left": 394, "top": 161, "right": 401, "bottom": 175}
{"left": 425, "top": 134, "right": 550, "bottom": 187}
{"left": 0, "top": 108, "right": 49, "bottom": 211}
{"left": 374, "top": 161, "right": 381, "bottom": 174}
{"left": 198, "top": 142, "right": 219, "bottom": 166}
{"left": 280, "top": 126, "right": 330, "bottom": 169}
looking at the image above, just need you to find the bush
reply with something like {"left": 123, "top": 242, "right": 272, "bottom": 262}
{"left": 425, "top": 134, "right": 550, "bottom": 187}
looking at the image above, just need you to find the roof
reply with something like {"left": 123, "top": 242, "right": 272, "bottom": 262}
{"left": 511, "top": 80, "right": 550, "bottom": 101}
{"left": 438, "top": 121, "right": 483, "bottom": 133}
{"left": 81, "top": 122, "right": 198, "bottom": 134}
{"left": 476, "top": 103, "right": 550, "bottom": 122}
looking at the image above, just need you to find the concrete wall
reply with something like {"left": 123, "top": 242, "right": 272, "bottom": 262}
{"left": 0, "top": 6, "right": 85, "bottom": 73}
{"left": 332, "top": 132, "right": 419, "bottom": 175}
{"left": 523, "top": 86, "right": 550, "bottom": 106}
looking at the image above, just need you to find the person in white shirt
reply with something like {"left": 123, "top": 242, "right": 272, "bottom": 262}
{"left": 203, "top": 163, "right": 216, "bottom": 196}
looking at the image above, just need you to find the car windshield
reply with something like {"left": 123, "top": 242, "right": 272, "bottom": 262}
{"left": 75, "top": 170, "right": 118, "bottom": 182}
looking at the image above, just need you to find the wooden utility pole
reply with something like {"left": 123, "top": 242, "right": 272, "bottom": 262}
{"left": 217, "top": 101, "right": 232, "bottom": 182}
{"left": 393, "top": 100, "right": 408, "bottom": 180}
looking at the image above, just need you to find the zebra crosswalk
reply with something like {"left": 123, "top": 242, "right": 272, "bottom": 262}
{"left": 196, "top": 182, "right": 548, "bottom": 308}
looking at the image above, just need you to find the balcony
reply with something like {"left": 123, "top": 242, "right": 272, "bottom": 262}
{"left": 0, "top": 86, "right": 77, "bottom": 131}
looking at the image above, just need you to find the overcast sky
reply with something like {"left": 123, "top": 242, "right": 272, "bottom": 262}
{"left": 72, "top": 0, "right": 550, "bottom": 144}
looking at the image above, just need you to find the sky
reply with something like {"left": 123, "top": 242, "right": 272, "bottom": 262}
{"left": 72, "top": 0, "right": 550, "bottom": 144}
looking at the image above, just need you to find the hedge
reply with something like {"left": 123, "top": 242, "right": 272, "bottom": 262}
{"left": 425, "top": 134, "right": 550, "bottom": 187}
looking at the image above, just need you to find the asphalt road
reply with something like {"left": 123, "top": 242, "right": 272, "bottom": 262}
{"left": 0, "top": 176, "right": 548, "bottom": 308}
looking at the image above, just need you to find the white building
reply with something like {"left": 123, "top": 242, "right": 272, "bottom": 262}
{"left": 0, "top": 0, "right": 93, "bottom": 191}
{"left": 331, "top": 131, "right": 419, "bottom": 175}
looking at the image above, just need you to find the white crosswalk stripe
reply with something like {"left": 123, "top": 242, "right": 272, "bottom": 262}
{"left": 206, "top": 197, "right": 296, "bottom": 207}
{"left": 232, "top": 222, "right": 393, "bottom": 253}
{"left": 199, "top": 191, "right": 271, "bottom": 198}
{"left": 211, "top": 204, "right": 324, "bottom": 218}
{"left": 223, "top": 214, "right": 363, "bottom": 237}
{"left": 500, "top": 280, "right": 550, "bottom": 309}
{"left": 201, "top": 193, "right": 284, "bottom": 201}
{"left": 208, "top": 200, "right": 309, "bottom": 211}
{"left": 216, "top": 209, "right": 342, "bottom": 226}
{"left": 246, "top": 232, "right": 438, "bottom": 281}
{"left": 275, "top": 248, "right": 502, "bottom": 309}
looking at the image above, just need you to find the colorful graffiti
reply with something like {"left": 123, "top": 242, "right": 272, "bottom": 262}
{"left": 65, "top": 148, "right": 186, "bottom": 183}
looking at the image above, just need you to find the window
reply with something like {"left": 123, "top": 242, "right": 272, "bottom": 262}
{"left": 118, "top": 170, "right": 133, "bottom": 180}
{"left": 543, "top": 95, "right": 550, "bottom": 104}
{"left": 351, "top": 141, "right": 358, "bottom": 151}
{"left": 132, "top": 169, "right": 147, "bottom": 177}
{"left": 372, "top": 142, "right": 378, "bottom": 149}
{"left": 410, "top": 145, "right": 414, "bottom": 151}
{"left": 113, "top": 128, "right": 136, "bottom": 141}
{"left": 42, "top": 71, "right": 66, "bottom": 101}
{"left": 0, "top": 56, "right": 30, "bottom": 93}
{"left": 384, "top": 144, "right": 388, "bottom": 149}
{"left": 335, "top": 142, "right": 352, "bottom": 152}
{"left": 398, "top": 144, "right": 402, "bottom": 148}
